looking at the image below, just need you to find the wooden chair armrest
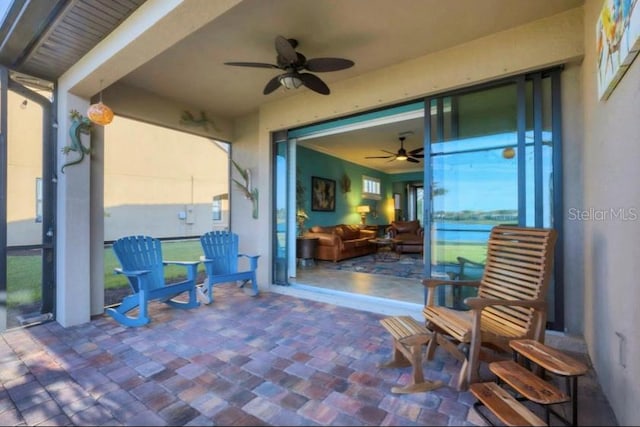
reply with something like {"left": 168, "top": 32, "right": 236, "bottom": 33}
{"left": 456, "top": 256, "right": 485, "bottom": 268}
{"left": 238, "top": 253, "right": 260, "bottom": 258}
{"left": 114, "top": 267, "right": 151, "bottom": 277}
{"left": 239, "top": 253, "right": 260, "bottom": 270}
{"left": 423, "top": 278, "right": 481, "bottom": 307}
{"left": 163, "top": 260, "right": 200, "bottom": 267}
{"left": 163, "top": 260, "right": 200, "bottom": 280}
{"left": 465, "top": 297, "right": 546, "bottom": 311}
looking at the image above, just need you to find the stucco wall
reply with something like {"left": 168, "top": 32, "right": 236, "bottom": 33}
{"left": 6, "top": 91, "right": 43, "bottom": 246}
{"left": 581, "top": 1, "right": 640, "bottom": 424}
{"left": 103, "top": 115, "right": 230, "bottom": 240}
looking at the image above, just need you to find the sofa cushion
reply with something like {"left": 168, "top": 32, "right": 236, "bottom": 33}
{"left": 310, "top": 225, "right": 335, "bottom": 234}
{"left": 336, "top": 224, "right": 361, "bottom": 241}
{"left": 392, "top": 220, "right": 420, "bottom": 234}
{"left": 395, "top": 234, "right": 422, "bottom": 244}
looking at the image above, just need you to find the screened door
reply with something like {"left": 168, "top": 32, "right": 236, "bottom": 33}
{"left": 1, "top": 69, "right": 55, "bottom": 331}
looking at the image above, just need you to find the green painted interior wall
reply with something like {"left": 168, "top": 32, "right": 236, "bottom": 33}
{"left": 297, "top": 146, "right": 408, "bottom": 228}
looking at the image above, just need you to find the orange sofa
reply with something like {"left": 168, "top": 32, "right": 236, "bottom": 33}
{"left": 304, "top": 224, "right": 377, "bottom": 262}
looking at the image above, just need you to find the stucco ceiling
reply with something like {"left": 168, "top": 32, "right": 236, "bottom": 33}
{"left": 120, "top": 0, "right": 583, "bottom": 119}
{"left": 118, "top": 0, "right": 582, "bottom": 173}
{"left": 0, "top": 0, "right": 584, "bottom": 174}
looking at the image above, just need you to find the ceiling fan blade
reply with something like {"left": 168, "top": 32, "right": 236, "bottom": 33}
{"left": 411, "top": 153, "right": 424, "bottom": 158}
{"left": 409, "top": 147, "right": 424, "bottom": 155}
{"left": 275, "top": 35, "right": 298, "bottom": 65}
{"left": 407, "top": 157, "right": 420, "bottom": 163}
{"left": 263, "top": 75, "right": 281, "bottom": 95}
{"left": 299, "top": 72, "right": 330, "bottom": 95}
{"left": 224, "top": 61, "right": 279, "bottom": 69}
{"left": 304, "top": 58, "right": 355, "bottom": 72}
{"left": 365, "top": 155, "right": 394, "bottom": 159}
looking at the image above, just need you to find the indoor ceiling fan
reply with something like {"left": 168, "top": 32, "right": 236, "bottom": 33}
{"left": 224, "top": 35, "right": 355, "bottom": 95}
{"left": 365, "top": 136, "right": 424, "bottom": 163}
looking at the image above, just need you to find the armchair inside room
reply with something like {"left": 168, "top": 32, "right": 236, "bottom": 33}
{"left": 386, "top": 220, "right": 424, "bottom": 254}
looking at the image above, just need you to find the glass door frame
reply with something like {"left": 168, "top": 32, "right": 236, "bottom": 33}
{"left": 270, "top": 69, "right": 563, "bottom": 331}
{"left": 422, "top": 68, "right": 564, "bottom": 331}
{"left": 0, "top": 67, "right": 57, "bottom": 331}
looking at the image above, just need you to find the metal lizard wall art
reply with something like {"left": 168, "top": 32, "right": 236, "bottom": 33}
{"left": 179, "top": 110, "right": 217, "bottom": 131}
{"left": 231, "top": 159, "right": 259, "bottom": 219}
{"left": 61, "top": 109, "right": 92, "bottom": 173}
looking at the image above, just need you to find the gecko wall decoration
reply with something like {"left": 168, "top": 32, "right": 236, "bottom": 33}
{"left": 61, "top": 110, "right": 92, "bottom": 173}
{"left": 179, "top": 110, "right": 218, "bottom": 131}
{"left": 231, "top": 159, "right": 259, "bottom": 219}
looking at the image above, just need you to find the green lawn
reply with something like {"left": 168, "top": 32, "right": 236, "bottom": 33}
{"left": 434, "top": 242, "right": 487, "bottom": 265}
{"left": 8, "top": 239, "right": 205, "bottom": 307}
{"left": 7, "top": 239, "right": 488, "bottom": 307}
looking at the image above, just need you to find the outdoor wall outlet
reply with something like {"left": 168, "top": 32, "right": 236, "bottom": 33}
{"left": 186, "top": 206, "right": 195, "bottom": 224}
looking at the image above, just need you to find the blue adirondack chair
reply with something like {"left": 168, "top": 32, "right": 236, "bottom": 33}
{"left": 107, "top": 235, "right": 200, "bottom": 327}
{"left": 198, "top": 231, "right": 260, "bottom": 304}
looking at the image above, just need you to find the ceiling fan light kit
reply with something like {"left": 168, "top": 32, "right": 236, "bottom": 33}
{"left": 225, "top": 35, "right": 354, "bottom": 95}
{"left": 366, "top": 135, "right": 424, "bottom": 163}
{"left": 279, "top": 73, "right": 303, "bottom": 90}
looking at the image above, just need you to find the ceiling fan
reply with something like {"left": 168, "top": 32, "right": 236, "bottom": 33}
{"left": 224, "top": 35, "right": 354, "bottom": 95}
{"left": 365, "top": 136, "right": 424, "bottom": 163}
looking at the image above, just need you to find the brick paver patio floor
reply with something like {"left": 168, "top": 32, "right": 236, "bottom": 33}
{"left": 0, "top": 284, "right": 615, "bottom": 426}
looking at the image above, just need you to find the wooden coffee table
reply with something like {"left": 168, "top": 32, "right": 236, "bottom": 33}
{"left": 368, "top": 238, "right": 400, "bottom": 262}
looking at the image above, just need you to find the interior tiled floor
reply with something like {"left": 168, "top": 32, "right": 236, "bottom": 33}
{"left": 1, "top": 273, "right": 618, "bottom": 426}
{"left": 293, "top": 263, "right": 424, "bottom": 304}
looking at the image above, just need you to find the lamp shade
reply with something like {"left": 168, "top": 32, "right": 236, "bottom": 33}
{"left": 87, "top": 101, "right": 114, "bottom": 125}
{"left": 356, "top": 205, "right": 370, "bottom": 214}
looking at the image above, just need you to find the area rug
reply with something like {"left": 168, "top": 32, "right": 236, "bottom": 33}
{"left": 316, "top": 253, "right": 426, "bottom": 279}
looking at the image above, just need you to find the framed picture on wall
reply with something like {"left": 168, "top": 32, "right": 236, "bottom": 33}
{"left": 311, "top": 176, "right": 336, "bottom": 211}
{"left": 596, "top": 0, "right": 640, "bottom": 100}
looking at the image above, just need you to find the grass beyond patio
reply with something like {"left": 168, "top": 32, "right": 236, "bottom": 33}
{"left": 7, "top": 239, "right": 206, "bottom": 307}
{"left": 7, "top": 239, "right": 486, "bottom": 309}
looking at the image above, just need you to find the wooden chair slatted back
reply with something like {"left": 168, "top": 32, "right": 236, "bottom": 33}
{"left": 478, "top": 226, "right": 557, "bottom": 335}
{"left": 113, "top": 235, "right": 165, "bottom": 292}
{"left": 200, "top": 231, "right": 240, "bottom": 275}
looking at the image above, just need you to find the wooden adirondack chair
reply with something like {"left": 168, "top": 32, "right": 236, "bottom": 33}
{"left": 106, "top": 235, "right": 200, "bottom": 327}
{"left": 422, "top": 225, "right": 557, "bottom": 391}
{"left": 198, "top": 231, "right": 260, "bottom": 304}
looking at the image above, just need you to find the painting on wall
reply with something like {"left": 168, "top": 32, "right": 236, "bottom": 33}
{"left": 311, "top": 176, "right": 336, "bottom": 211}
{"left": 597, "top": 0, "right": 640, "bottom": 100}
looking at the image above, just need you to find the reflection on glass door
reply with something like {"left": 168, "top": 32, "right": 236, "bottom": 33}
{"left": 428, "top": 84, "right": 519, "bottom": 309}
{"left": 272, "top": 132, "right": 290, "bottom": 285}
{"left": 426, "top": 70, "right": 561, "bottom": 328}
{"left": 3, "top": 71, "right": 55, "bottom": 330}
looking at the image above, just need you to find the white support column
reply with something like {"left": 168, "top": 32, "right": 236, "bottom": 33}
{"left": 55, "top": 93, "right": 92, "bottom": 327}
{"left": 90, "top": 124, "right": 105, "bottom": 316}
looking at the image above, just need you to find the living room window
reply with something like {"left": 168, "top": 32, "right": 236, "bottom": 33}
{"left": 362, "top": 175, "right": 381, "bottom": 200}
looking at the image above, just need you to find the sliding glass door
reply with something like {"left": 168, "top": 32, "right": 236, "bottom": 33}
{"left": 269, "top": 69, "right": 563, "bottom": 329}
{"left": 425, "top": 69, "right": 562, "bottom": 329}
